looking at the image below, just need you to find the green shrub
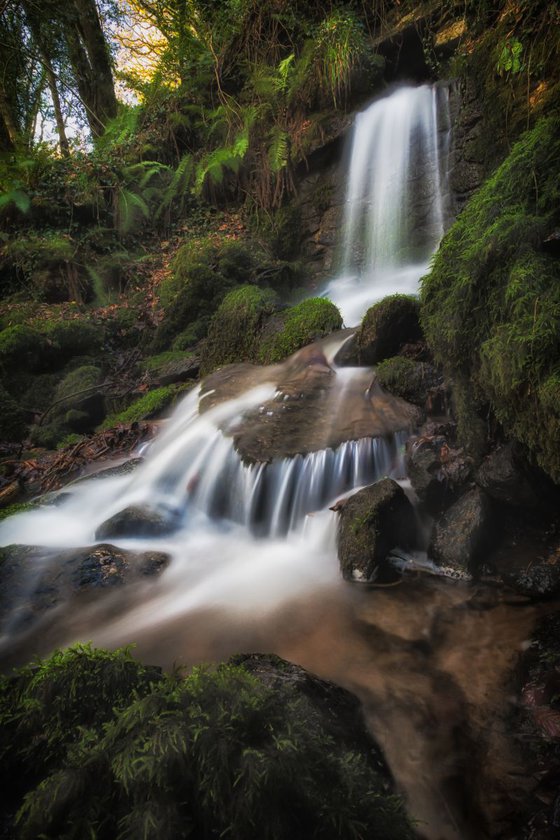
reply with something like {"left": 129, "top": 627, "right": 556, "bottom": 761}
{"left": 201, "top": 285, "right": 278, "bottom": 374}
{"left": 421, "top": 117, "right": 560, "bottom": 478}
{"left": 0, "top": 645, "right": 413, "bottom": 840}
{"left": 258, "top": 297, "right": 342, "bottom": 363}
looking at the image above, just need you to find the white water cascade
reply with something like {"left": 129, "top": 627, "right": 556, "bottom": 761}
{"left": 324, "top": 84, "right": 450, "bottom": 325}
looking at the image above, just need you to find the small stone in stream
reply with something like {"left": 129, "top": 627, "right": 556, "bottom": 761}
{"left": 95, "top": 504, "right": 177, "bottom": 539}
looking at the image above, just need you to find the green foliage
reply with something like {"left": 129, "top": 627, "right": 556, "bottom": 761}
{"left": 496, "top": 37, "right": 523, "bottom": 77}
{"left": 421, "top": 117, "right": 560, "bottom": 478}
{"left": 100, "top": 385, "right": 186, "bottom": 429}
{"left": 153, "top": 236, "right": 263, "bottom": 352}
{"left": 0, "top": 645, "right": 413, "bottom": 840}
{"left": 201, "top": 284, "right": 278, "bottom": 374}
{"left": 258, "top": 297, "right": 342, "bottom": 364}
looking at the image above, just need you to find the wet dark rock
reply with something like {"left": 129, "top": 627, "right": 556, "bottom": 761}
{"left": 475, "top": 442, "right": 539, "bottom": 508}
{"left": 95, "top": 504, "right": 176, "bottom": 540}
{"left": 429, "top": 487, "right": 492, "bottom": 574}
{"left": 505, "top": 562, "right": 560, "bottom": 599}
{"left": 336, "top": 478, "right": 416, "bottom": 581}
{"left": 201, "top": 343, "right": 420, "bottom": 463}
{"left": 0, "top": 543, "right": 170, "bottom": 630}
{"left": 339, "top": 295, "right": 423, "bottom": 367}
{"left": 69, "top": 457, "right": 143, "bottom": 486}
{"left": 406, "top": 434, "right": 472, "bottom": 515}
{"left": 376, "top": 357, "right": 444, "bottom": 412}
{"left": 230, "top": 653, "right": 389, "bottom": 767}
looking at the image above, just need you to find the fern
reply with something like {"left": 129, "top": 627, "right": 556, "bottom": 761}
{"left": 116, "top": 188, "right": 150, "bottom": 236}
{"left": 268, "top": 127, "right": 289, "bottom": 174}
{"left": 0, "top": 188, "right": 30, "bottom": 214}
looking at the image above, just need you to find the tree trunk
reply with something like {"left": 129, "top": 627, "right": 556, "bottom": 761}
{"left": 0, "top": 85, "right": 18, "bottom": 150}
{"left": 63, "top": 0, "right": 117, "bottom": 138}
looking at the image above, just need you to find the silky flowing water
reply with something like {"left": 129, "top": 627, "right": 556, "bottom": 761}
{"left": 0, "top": 86, "right": 544, "bottom": 839}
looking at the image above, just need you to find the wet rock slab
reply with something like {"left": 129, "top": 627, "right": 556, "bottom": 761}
{"left": 95, "top": 504, "right": 178, "bottom": 540}
{"left": 429, "top": 486, "right": 493, "bottom": 575}
{"left": 201, "top": 344, "right": 420, "bottom": 464}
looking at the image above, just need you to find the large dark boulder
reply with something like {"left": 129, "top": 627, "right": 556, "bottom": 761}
{"left": 429, "top": 487, "right": 492, "bottom": 575}
{"left": 475, "top": 442, "right": 539, "bottom": 508}
{"left": 336, "top": 478, "right": 416, "bottom": 581}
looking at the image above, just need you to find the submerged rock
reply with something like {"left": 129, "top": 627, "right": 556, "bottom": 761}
{"left": 336, "top": 478, "right": 416, "bottom": 581}
{"left": 429, "top": 487, "right": 492, "bottom": 574}
{"left": 95, "top": 504, "right": 177, "bottom": 540}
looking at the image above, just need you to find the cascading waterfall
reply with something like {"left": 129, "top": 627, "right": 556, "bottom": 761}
{"left": 4, "top": 85, "right": 519, "bottom": 840}
{"left": 325, "top": 84, "right": 450, "bottom": 325}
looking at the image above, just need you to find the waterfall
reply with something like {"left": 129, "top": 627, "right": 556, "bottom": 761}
{"left": 325, "top": 84, "right": 450, "bottom": 325}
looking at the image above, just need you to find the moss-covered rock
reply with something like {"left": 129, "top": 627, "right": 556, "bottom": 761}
{"left": 29, "top": 365, "right": 105, "bottom": 447}
{"left": 351, "top": 295, "right": 422, "bottom": 366}
{"left": 0, "top": 645, "right": 413, "bottom": 840}
{"left": 144, "top": 351, "right": 200, "bottom": 385}
{"left": 421, "top": 117, "right": 560, "bottom": 480}
{"left": 40, "top": 319, "right": 103, "bottom": 368}
{"left": 0, "top": 324, "right": 48, "bottom": 373}
{"left": 258, "top": 297, "right": 342, "bottom": 364}
{"left": 201, "top": 285, "right": 279, "bottom": 374}
{"left": 376, "top": 357, "right": 442, "bottom": 407}
{"left": 152, "top": 237, "right": 264, "bottom": 353}
{"left": 336, "top": 478, "right": 416, "bottom": 581}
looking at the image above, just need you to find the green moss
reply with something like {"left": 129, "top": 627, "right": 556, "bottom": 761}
{"left": 0, "top": 645, "right": 413, "bottom": 840}
{"left": 0, "top": 501, "right": 35, "bottom": 521}
{"left": 144, "top": 351, "right": 192, "bottom": 372}
{"left": 153, "top": 237, "right": 270, "bottom": 353}
{"left": 421, "top": 117, "right": 560, "bottom": 479}
{"left": 375, "top": 356, "right": 434, "bottom": 406}
{"left": 100, "top": 384, "right": 187, "bottom": 429}
{"left": 201, "top": 285, "right": 278, "bottom": 374}
{"left": 258, "top": 297, "right": 342, "bottom": 364}
{"left": 39, "top": 319, "right": 104, "bottom": 367}
{"left": 0, "top": 324, "right": 48, "bottom": 373}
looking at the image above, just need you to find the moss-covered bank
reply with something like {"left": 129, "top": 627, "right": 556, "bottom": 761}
{"left": 421, "top": 117, "right": 560, "bottom": 480}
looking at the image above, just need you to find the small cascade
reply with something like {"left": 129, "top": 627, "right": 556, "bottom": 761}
{"left": 325, "top": 84, "right": 451, "bottom": 325}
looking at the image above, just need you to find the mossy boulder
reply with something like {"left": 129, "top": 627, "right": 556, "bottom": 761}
{"left": 0, "top": 645, "right": 413, "bottom": 840}
{"left": 336, "top": 478, "right": 416, "bottom": 581}
{"left": 152, "top": 238, "right": 263, "bottom": 353}
{"left": 29, "top": 365, "right": 105, "bottom": 447}
{"left": 258, "top": 298, "right": 342, "bottom": 364}
{"left": 376, "top": 357, "right": 442, "bottom": 408}
{"left": 144, "top": 351, "right": 200, "bottom": 385}
{"left": 340, "top": 295, "right": 422, "bottom": 367}
{"left": 421, "top": 117, "right": 560, "bottom": 481}
{"left": 201, "top": 285, "right": 279, "bottom": 374}
{"left": 40, "top": 319, "right": 103, "bottom": 368}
